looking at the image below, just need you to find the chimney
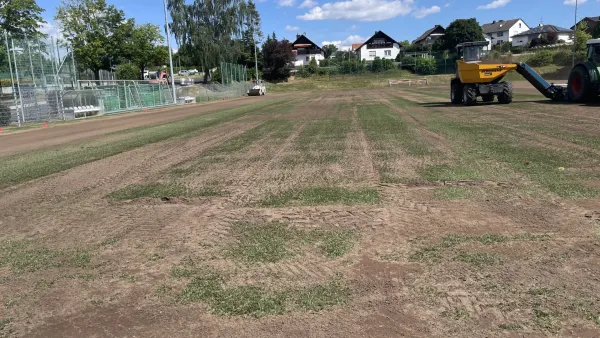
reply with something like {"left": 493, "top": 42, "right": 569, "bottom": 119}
{"left": 296, "top": 34, "right": 301, "bottom": 39}
{"left": 492, "top": 20, "right": 496, "bottom": 24}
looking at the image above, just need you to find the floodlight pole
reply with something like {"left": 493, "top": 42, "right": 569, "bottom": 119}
{"left": 163, "top": 0, "right": 177, "bottom": 104}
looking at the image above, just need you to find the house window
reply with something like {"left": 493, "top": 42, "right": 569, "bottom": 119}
{"left": 369, "top": 51, "right": 376, "bottom": 57}
{"left": 497, "top": 32, "right": 504, "bottom": 37}
{"left": 306, "top": 56, "right": 309, "bottom": 61}
{"left": 384, "top": 50, "right": 391, "bottom": 56}
{"left": 519, "top": 23, "right": 522, "bottom": 28}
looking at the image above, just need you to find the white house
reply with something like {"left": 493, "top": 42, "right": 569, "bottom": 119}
{"left": 482, "top": 19, "right": 530, "bottom": 46}
{"left": 354, "top": 31, "right": 401, "bottom": 61}
{"left": 511, "top": 24, "right": 574, "bottom": 47}
{"left": 291, "top": 35, "right": 324, "bottom": 67}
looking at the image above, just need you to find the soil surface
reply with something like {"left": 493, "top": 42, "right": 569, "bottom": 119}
{"left": 1, "top": 86, "right": 600, "bottom": 338}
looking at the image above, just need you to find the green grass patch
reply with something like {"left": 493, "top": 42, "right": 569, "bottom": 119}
{"left": 226, "top": 222, "right": 356, "bottom": 264}
{"left": 421, "top": 165, "right": 485, "bottom": 182}
{"left": 454, "top": 252, "right": 501, "bottom": 268}
{"left": 259, "top": 187, "right": 379, "bottom": 207}
{"left": 0, "top": 100, "right": 284, "bottom": 189}
{"left": 107, "top": 182, "right": 224, "bottom": 199}
{"left": 433, "top": 187, "right": 471, "bottom": 200}
{"left": 441, "top": 307, "right": 469, "bottom": 320}
{"left": 570, "top": 297, "right": 600, "bottom": 327}
{"left": 294, "top": 279, "right": 350, "bottom": 311}
{"left": 498, "top": 322, "right": 524, "bottom": 330}
{"left": 532, "top": 308, "right": 560, "bottom": 332}
{"left": 173, "top": 259, "right": 349, "bottom": 317}
{"left": 0, "top": 240, "right": 92, "bottom": 274}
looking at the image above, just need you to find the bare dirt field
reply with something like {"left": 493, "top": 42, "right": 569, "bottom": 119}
{"left": 2, "top": 86, "right": 600, "bottom": 337}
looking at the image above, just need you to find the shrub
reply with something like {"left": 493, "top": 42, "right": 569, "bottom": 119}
{"left": 415, "top": 57, "right": 436, "bottom": 75}
{"left": 527, "top": 50, "right": 553, "bottom": 67}
{"left": 510, "top": 46, "right": 525, "bottom": 54}
{"left": 116, "top": 63, "right": 141, "bottom": 80}
{"left": 296, "top": 66, "right": 311, "bottom": 78}
{"left": 382, "top": 58, "right": 396, "bottom": 71}
{"left": 398, "top": 55, "right": 416, "bottom": 70}
{"left": 316, "top": 68, "right": 329, "bottom": 76}
{"left": 307, "top": 58, "right": 318, "bottom": 74}
{"left": 552, "top": 50, "right": 573, "bottom": 66}
{"left": 0, "top": 103, "right": 11, "bottom": 127}
{"left": 371, "top": 57, "right": 383, "bottom": 72}
{"left": 319, "top": 59, "right": 330, "bottom": 67}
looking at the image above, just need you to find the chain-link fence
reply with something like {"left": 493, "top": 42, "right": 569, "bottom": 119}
{"left": 1, "top": 33, "right": 175, "bottom": 127}
{"left": 219, "top": 62, "right": 248, "bottom": 84}
{"left": 178, "top": 82, "right": 250, "bottom": 102}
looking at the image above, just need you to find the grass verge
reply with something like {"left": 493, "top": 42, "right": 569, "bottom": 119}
{"left": 0, "top": 240, "right": 91, "bottom": 274}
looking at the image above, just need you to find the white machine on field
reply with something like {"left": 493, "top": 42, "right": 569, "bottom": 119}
{"left": 248, "top": 79, "right": 266, "bottom": 96}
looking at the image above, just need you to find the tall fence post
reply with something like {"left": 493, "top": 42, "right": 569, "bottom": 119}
{"left": 11, "top": 39, "right": 25, "bottom": 125}
{"left": 4, "top": 32, "right": 21, "bottom": 127}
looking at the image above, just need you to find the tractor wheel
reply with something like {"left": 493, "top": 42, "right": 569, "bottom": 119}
{"left": 482, "top": 95, "right": 494, "bottom": 103}
{"left": 451, "top": 80, "right": 463, "bottom": 104}
{"left": 568, "top": 66, "right": 592, "bottom": 102}
{"left": 462, "top": 84, "right": 477, "bottom": 106}
{"left": 498, "top": 82, "right": 513, "bottom": 104}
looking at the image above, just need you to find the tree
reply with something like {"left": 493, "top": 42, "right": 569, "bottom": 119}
{"left": 56, "top": 0, "right": 128, "bottom": 78}
{"left": 169, "top": 0, "right": 247, "bottom": 83}
{"left": 439, "top": 18, "right": 484, "bottom": 51}
{"left": 0, "top": 0, "right": 45, "bottom": 37}
{"left": 399, "top": 40, "right": 411, "bottom": 49}
{"left": 322, "top": 44, "right": 338, "bottom": 59}
{"left": 592, "top": 24, "right": 600, "bottom": 39}
{"left": 262, "top": 34, "right": 294, "bottom": 80}
{"left": 307, "top": 57, "right": 318, "bottom": 73}
{"left": 574, "top": 22, "right": 592, "bottom": 53}
{"left": 124, "top": 24, "right": 167, "bottom": 79}
{"left": 115, "top": 63, "right": 140, "bottom": 80}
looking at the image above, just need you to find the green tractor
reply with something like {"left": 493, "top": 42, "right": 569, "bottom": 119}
{"left": 567, "top": 39, "right": 600, "bottom": 102}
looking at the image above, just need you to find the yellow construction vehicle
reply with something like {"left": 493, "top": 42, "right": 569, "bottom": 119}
{"left": 449, "top": 40, "right": 600, "bottom": 105}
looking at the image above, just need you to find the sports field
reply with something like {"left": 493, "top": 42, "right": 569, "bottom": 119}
{"left": 1, "top": 84, "right": 600, "bottom": 337}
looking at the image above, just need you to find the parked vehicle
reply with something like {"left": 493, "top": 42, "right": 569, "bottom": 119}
{"left": 189, "top": 69, "right": 198, "bottom": 75}
{"left": 178, "top": 70, "right": 190, "bottom": 76}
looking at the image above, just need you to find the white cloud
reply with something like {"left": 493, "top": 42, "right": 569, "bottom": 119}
{"left": 412, "top": 5, "right": 440, "bottom": 18}
{"left": 298, "top": 0, "right": 414, "bottom": 22}
{"left": 477, "top": 0, "right": 510, "bottom": 9}
{"left": 349, "top": 24, "right": 358, "bottom": 30}
{"left": 285, "top": 25, "right": 300, "bottom": 31}
{"left": 564, "top": 0, "right": 586, "bottom": 4}
{"left": 38, "top": 21, "right": 62, "bottom": 40}
{"left": 279, "top": 0, "right": 295, "bottom": 6}
{"left": 322, "top": 35, "right": 366, "bottom": 50}
{"left": 299, "top": 0, "right": 318, "bottom": 8}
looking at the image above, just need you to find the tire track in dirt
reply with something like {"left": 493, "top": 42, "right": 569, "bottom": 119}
{"left": 0, "top": 118, "right": 266, "bottom": 238}
{"left": 351, "top": 107, "right": 380, "bottom": 185}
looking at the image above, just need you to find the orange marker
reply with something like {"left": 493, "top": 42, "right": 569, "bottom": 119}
{"left": 43, "top": 122, "right": 48, "bottom": 127}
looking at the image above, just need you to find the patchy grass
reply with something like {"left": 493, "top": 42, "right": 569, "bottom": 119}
{"left": 454, "top": 252, "right": 501, "bottom": 268}
{"left": 0, "top": 240, "right": 91, "bottom": 274}
{"left": 173, "top": 260, "right": 349, "bottom": 317}
{"left": 0, "top": 100, "right": 284, "bottom": 189}
{"left": 434, "top": 187, "right": 471, "bottom": 200}
{"left": 441, "top": 307, "right": 469, "bottom": 320}
{"left": 260, "top": 187, "right": 379, "bottom": 207}
{"left": 0, "top": 318, "right": 13, "bottom": 337}
{"left": 357, "top": 104, "right": 433, "bottom": 183}
{"left": 532, "top": 308, "right": 560, "bottom": 332}
{"left": 409, "top": 233, "right": 548, "bottom": 264}
{"left": 421, "top": 165, "right": 485, "bottom": 182}
{"left": 107, "top": 182, "right": 224, "bottom": 199}
{"left": 227, "top": 222, "right": 356, "bottom": 263}
{"left": 294, "top": 280, "right": 350, "bottom": 311}
{"left": 570, "top": 297, "right": 600, "bottom": 327}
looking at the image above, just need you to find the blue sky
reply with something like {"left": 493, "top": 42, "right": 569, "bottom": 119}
{"left": 37, "top": 0, "right": 599, "bottom": 50}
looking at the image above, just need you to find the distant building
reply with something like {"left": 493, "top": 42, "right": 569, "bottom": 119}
{"left": 354, "top": 31, "right": 401, "bottom": 61}
{"left": 481, "top": 19, "right": 529, "bottom": 45}
{"left": 512, "top": 24, "right": 574, "bottom": 47}
{"left": 571, "top": 16, "right": 600, "bottom": 35}
{"left": 412, "top": 25, "right": 445, "bottom": 48}
{"left": 291, "top": 35, "right": 324, "bottom": 67}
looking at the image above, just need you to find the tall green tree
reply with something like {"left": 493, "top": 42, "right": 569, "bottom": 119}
{"left": 0, "top": 0, "right": 45, "bottom": 37}
{"left": 123, "top": 24, "right": 167, "bottom": 79}
{"left": 56, "top": 0, "right": 128, "bottom": 78}
{"left": 262, "top": 33, "right": 294, "bottom": 80}
{"left": 574, "top": 22, "right": 592, "bottom": 53}
{"left": 438, "top": 18, "right": 484, "bottom": 51}
{"left": 169, "top": 0, "right": 247, "bottom": 82}
{"left": 322, "top": 44, "right": 338, "bottom": 59}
